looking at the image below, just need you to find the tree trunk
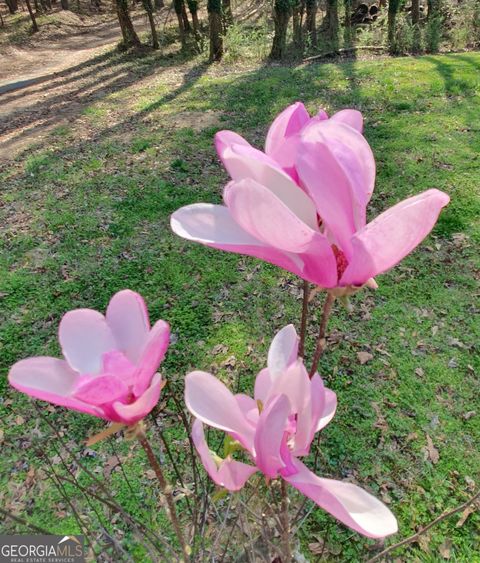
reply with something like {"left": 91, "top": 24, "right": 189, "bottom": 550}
{"left": 114, "top": 0, "right": 142, "bottom": 48}
{"left": 181, "top": 1, "right": 191, "bottom": 30}
{"left": 25, "top": 0, "right": 39, "bottom": 31}
{"left": 5, "top": 0, "right": 18, "bottom": 14}
{"left": 292, "top": 1, "right": 304, "bottom": 51}
{"left": 305, "top": 0, "right": 316, "bottom": 46}
{"left": 411, "top": 0, "right": 419, "bottom": 23}
{"left": 388, "top": 0, "right": 400, "bottom": 53}
{"left": 270, "top": 0, "right": 291, "bottom": 59}
{"left": 60, "top": 0, "right": 69, "bottom": 8}
{"left": 222, "top": 0, "right": 233, "bottom": 29}
{"left": 141, "top": 0, "right": 159, "bottom": 48}
{"left": 154, "top": 0, "right": 164, "bottom": 8}
{"left": 208, "top": 0, "right": 223, "bottom": 60}
{"left": 343, "top": 0, "right": 353, "bottom": 45}
{"left": 174, "top": 0, "right": 188, "bottom": 47}
{"left": 187, "top": 0, "right": 200, "bottom": 35}
{"left": 325, "top": 0, "right": 338, "bottom": 50}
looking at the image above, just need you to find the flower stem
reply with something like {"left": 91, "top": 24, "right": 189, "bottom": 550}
{"left": 280, "top": 479, "right": 292, "bottom": 562}
{"left": 137, "top": 431, "right": 190, "bottom": 561}
{"left": 298, "top": 280, "right": 310, "bottom": 359}
{"left": 309, "top": 292, "right": 335, "bottom": 378}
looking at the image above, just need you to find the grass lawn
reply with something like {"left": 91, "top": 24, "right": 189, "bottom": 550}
{"left": 1, "top": 50, "right": 479, "bottom": 561}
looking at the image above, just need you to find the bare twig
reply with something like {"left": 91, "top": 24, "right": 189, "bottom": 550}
{"left": 298, "top": 280, "right": 310, "bottom": 358}
{"left": 309, "top": 293, "right": 335, "bottom": 378}
{"left": 280, "top": 480, "right": 292, "bottom": 562}
{"left": 367, "top": 489, "right": 480, "bottom": 562}
{"left": 304, "top": 45, "right": 387, "bottom": 62}
{"left": 33, "top": 406, "right": 167, "bottom": 557}
{"left": 137, "top": 430, "right": 190, "bottom": 561}
{"left": 0, "top": 507, "right": 53, "bottom": 534}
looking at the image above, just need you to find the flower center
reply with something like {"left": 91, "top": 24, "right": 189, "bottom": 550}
{"left": 332, "top": 245, "right": 349, "bottom": 280}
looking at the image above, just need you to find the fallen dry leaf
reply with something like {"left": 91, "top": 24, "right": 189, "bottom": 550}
{"left": 357, "top": 351, "right": 373, "bottom": 365}
{"left": 103, "top": 455, "right": 120, "bottom": 478}
{"left": 415, "top": 367, "right": 425, "bottom": 377}
{"left": 145, "top": 469, "right": 156, "bottom": 480}
{"left": 456, "top": 505, "right": 475, "bottom": 528}
{"left": 438, "top": 538, "right": 452, "bottom": 559}
{"left": 426, "top": 435, "right": 439, "bottom": 464}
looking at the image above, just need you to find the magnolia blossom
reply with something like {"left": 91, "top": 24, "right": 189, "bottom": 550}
{"left": 185, "top": 325, "right": 398, "bottom": 538}
{"left": 171, "top": 102, "right": 450, "bottom": 290}
{"left": 9, "top": 290, "right": 170, "bottom": 425}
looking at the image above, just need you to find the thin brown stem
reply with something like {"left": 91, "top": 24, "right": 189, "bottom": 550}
{"left": 367, "top": 489, "right": 480, "bottom": 562}
{"left": 138, "top": 432, "right": 190, "bottom": 561}
{"left": 0, "top": 507, "right": 52, "bottom": 534}
{"left": 298, "top": 279, "right": 310, "bottom": 358}
{"left": 280, "top": 480, "right": 291, "bottom": 562}
{"left": 309, "top": 292, "right": 335, "bottom": 378}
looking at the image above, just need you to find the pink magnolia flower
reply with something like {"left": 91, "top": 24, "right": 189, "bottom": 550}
{"left": 8, "top": 290, "right": 170, "bottom": 425}
{"left": 171, "top": 102, "right": 449, "bottom": 290}
{"left": 185, "top": 325, "right": 398, "bottom": 538}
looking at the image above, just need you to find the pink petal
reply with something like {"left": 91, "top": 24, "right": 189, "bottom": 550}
{"left": 215, "top": 130, "right": 252, "bottom": 163}
{"left": 297, "top": 138, "right": 357, "bottom": 259}
{"left": 330, "top": 109, "right": 364, "bottom": 133}
{"left": 265, "top": 102, "right": 310, "bottom": 171}
{"left": 111, "top": 373, "right": 163, "bottom": 424}
{"left": 59, "top": 309, "right": 116, "bottom": 375}
{"left": 106, "top": 290, "right": 150, "bottom": 364}
{"left": 267, "top": 360, "right": 310, "bottom": 413}
{"left": 8, "top": 357, "right": 104, "bottom": 418}
{"left": 133, "top": 319, "right": 170, "bottom": 397}
{"left": 292, "top": 373, "right": 325, "bottom": 455}
{"left": 221, "top": 144, "right": 318, "bottom": 229}
{"left": 101, "top": 350, "right": 137, "bottom": 386}
{"left": 254, "top": 368, "right": 272, "bottom": 404}
{"left": 191, "top": 419, "right": 257, "bottom": 491}
{"left": 185, "top": 371, "right": 255, "bottom": 451}
{"left": 73, "top": 375, "right": 129, "bottom": 405}
{"left": 317, "top": 387, "right": 337, "bottom": 431}
{"left": 171, "top": 203, "right": 338, "bottom": 288}
{"left": 254, "top": 394, "right": 291, "bottom": 477}
{"left": 299, "top": 120, "right": 376, "bottom": 234}
{"left": 224, "top": 179, "right": 324, "bottom": 253}
{"left": 171, "top": 203, "right": 314, "bottom": 281}
{"left": 321, "top": 120, "right": 375, "bottom": 210}
{"left": 283, "top": 458, "right": 398, "bottom": 538}
{"left": 235, "top": 393, "right": 259, "bottom": 426}
{"left": 267, "top": 324, "right": 299, "bottom": 378}
{"left": 265, "top": 102, "right": 310, "bottom": 152}
{"left": 340, "top": 189, "right": 450, "bottom": 286}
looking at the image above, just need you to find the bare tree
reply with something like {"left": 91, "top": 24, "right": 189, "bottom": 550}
{"left": 222, "top": 0, "right": 233, "bottom": 29}
{"left": 174, "top": 0, "right": 188, "bottom": 48}
{"left": 187, "top": 0, "right": 200, "bottom": 35}
{"left": 141, "top": 0, "right": 160, "bottom": 48}
{"left": 5, "top": 0, "right": 18, "bottom": 14}
{"left": 411, "top": 0, "right": 420, "bottom": 23}
{"left": 208, "top": 0, "right": 223, "bottom": 60}
{"left": 25, "top": 0, "right": 39, "bottom": 31}
{"left": 114, "top": 0, "right": 142, "bottom": 48}
{"left": 305, "top": 0, "right": 317, "bottom": 46}
{"left": 270, "top": 0, "right": 292, "bottom": 59}
{"left": 324, "top": 0, "right": 339, "bottom": 50}
{"left": 388, "top": 0, "right": 400, "bottom": 52}
{"left": 292, "top": 0, "right": 305, "bottom": 51}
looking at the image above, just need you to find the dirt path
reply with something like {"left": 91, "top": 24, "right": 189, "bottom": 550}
{"left": 0, "top": 11, "right": 161, "bottom": 161}
{"left": 0, "top": 11, "right": 151, "bottom": 84}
